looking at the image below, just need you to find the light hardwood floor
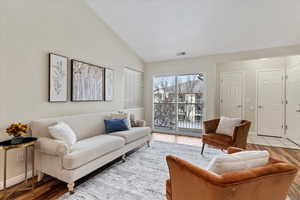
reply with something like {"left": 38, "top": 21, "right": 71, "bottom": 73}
{"left": 0, "top": 133, "right": 299, "bottom": 200}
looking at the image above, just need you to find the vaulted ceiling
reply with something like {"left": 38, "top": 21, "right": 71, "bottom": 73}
{"left": 86, "top": 0, "right": 300, "bottom": 62}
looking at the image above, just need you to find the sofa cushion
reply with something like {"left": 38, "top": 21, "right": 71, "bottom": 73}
{"left": 104, "top": 119, "right": 129, "bottom": 133}
{"left": 110, "top": 112, "right": 132, "bottom": 129}
{"left": 62, "top": 135, "right": 125, "bottom": 170}
{"left": 110, "top": 127, "right": 151, "bottom": 144}
{"left": 48, "top": 122, "right": 77, "bottom": 148}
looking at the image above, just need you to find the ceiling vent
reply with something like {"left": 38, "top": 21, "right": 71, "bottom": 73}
{"left": 176, "top": 51, "right": 186, "bottom": 56}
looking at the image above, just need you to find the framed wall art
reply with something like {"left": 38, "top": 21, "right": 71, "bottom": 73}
{"left": 71, "top": 60, "right": 104, "bottom": 101}
{"left": 105, "top": 68, "right": 113, "bottom": 101}
{"left": 49, "top": 53, "right": 68, "bottom": 102}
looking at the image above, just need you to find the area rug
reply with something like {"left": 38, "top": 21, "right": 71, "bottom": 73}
{"left": 59, "top": 141, "right": 291, "bottom": 200}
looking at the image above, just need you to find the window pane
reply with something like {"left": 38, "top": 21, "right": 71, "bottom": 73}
{"left": 124, "top": 68, "right": 144, "bottom": 108}
{"left": 153, "top": 75, "right": 177, "bottom": 129}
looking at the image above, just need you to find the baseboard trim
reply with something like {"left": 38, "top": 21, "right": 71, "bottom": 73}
{"left": 249, "top": 131, "right": 257, "bottom": 135}
{"left": 0, "top": 171, "right": 32, "bottom": 190}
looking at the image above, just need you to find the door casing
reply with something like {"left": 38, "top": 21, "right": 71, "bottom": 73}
{"left": 286, "top": 64, "right": 300, "bottom": 145}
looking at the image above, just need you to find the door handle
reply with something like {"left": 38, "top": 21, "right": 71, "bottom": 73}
{"left": 258, "top": 105, "right": 263, "bottom": 108}
{"left": 296, "top": 110, "right": 300, "bottom": 112}
{"left": 237, "top": 105, "right": 242, "bottom": 108}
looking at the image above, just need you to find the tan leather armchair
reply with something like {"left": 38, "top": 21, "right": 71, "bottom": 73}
{"left": 166, "top": 147, "right": 297, "bottom": 200}
{"left": 201, "top": 119, "right": 251, "bottom": 154}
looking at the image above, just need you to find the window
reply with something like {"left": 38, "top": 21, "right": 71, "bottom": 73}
{"left": 124, "top": 68, "right": 144, "bottom": 108}
{"left": 153, "top": 73, "right": 205, "bottom": 135}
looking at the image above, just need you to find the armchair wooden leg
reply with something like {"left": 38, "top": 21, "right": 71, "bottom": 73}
{"left": 201, "top": 143, "right": 205, "bottom": 155}
{"left": 121, "top": 154, "right": 126, "bottom": 162}
{"left": 37, "top": 171, "right": 44, "bottom": 182}
{"left": 68, "top": 183, "right": 75, "bottom": 194}
{"left": 146, "top": 140, "right": 150, "bottom": 147}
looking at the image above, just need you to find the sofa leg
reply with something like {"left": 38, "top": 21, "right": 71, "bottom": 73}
{"left": 146, "top": 141, "right": 150, "bottom": 147}
{"left": 201, "top": 143, "right": 205, "bottom": 155}
{"left": 37, "top": 171, "right": 44, "bottom": 182}
{"left": 68, "top": 183, "right": 75, "bottom": 194}
{"left": 121, "top": 154, "right": 126, "bottom": 162}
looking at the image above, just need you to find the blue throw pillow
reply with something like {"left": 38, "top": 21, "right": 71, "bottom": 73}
{"left": 104, "top": 118, "right": 129, "bottom": 133}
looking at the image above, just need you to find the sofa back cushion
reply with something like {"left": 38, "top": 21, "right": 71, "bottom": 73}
{"left": 31, "top": 112, "right": 111, "bottom": 141}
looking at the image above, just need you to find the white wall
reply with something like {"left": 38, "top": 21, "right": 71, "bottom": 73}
{"left": 144, "top": 45, "right": 300, "bottom": 130}
{"left": 0, "top": 0, "right": 144, "bottom": 182}
{"left": 216, "top": 57, "right": 286, "bottom": 132}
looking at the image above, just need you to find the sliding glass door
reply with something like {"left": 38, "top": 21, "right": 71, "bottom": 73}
{"left": 153, "top": 73, "right": 205, "bottom": 136}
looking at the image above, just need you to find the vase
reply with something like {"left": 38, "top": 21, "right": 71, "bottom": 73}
{"left": 11, "top": 136, "right": 24, "bottom": 145}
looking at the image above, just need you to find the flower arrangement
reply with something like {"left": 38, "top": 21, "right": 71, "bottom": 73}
{"left": 6, "top": 123, "right": 28, "bottom": 137}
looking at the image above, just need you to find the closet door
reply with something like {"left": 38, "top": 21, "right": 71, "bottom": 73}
{"left": 286, "top": 65, "right": 300, "bottom": 145}
{"left": 257, "top": 70, "right": 284, "bottom": 137}
{"left": 220, "top": 72, "right": 243, "bottom": 118}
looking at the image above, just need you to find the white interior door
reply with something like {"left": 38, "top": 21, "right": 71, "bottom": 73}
{"left": 257, "top": 70, "right": 284, "bottom": 137}
{"left": 220, "top": 72, "right": 243, "bottom": 118}
{"left": 286, "top": 65, "right": 300, "bottom": 145}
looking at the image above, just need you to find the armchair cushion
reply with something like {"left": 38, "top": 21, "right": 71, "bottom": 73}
{"left": 216, "top": 116, "right": 241, "bottom": 136}
{"left": 207, "top": 150, "right": 270, "bottom": 174}
{"left": 37, "top": 137, "right": 70, "bottom": 156}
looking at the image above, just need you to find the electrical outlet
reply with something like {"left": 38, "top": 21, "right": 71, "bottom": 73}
{"left": 17, "top": 152, "right": 24, "bottom": 161}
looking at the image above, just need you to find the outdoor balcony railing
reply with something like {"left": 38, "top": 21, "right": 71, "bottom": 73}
{"left": 153, "top": 102, "right": 203, "bottom": 134}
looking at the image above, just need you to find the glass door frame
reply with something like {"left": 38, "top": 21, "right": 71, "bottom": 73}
{"left": 152, "top": 72, "right": 207, "bottom": 134}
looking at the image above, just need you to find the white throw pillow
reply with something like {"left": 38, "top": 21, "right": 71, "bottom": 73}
{"left": 216, "top": 116, "right": 241, "bottom": 136}
{"left": 48, "top": 122, "right": 77, "bottom": 147}
{"left": 111, "top": 112, "right": 131, "bottom": 128}
{"left": 207, "top": 150, "right": 270, "bottom": 174}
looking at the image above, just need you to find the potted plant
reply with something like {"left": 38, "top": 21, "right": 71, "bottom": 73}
{"left": 6, "top": 123, "right": 28, "bottom": 144}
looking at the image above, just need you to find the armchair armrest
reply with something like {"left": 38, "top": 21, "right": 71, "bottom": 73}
{"left": 203, "top": 119, "right": 220, "bottom": 133}
{"left": 37, "top": 137, "right": 70, "bottom": 156}
{"left": 135, "top": 120, "right": 146, "bottom": 127}
{"left": 227, "top": 147, "right": 243, "bottom": 154}
{"left": 232, "top": 121, "right": 251, "bottom": 149}
{"left": 166, "top": 155, "right": 224, "bottom": 199}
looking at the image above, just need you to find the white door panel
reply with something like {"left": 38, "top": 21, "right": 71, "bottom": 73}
{"left": 257, "top": 70, "right": 284, "bottom": 137}
{"left": 220, "top": 72, "right": 243, "bottom": 118}
{"left": 286, "top": 65, "right": 300, "bottom": 145}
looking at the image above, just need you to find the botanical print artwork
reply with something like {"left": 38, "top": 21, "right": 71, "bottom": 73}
{"left": 49, "top": 53, "right": 68, "bottom": 102}
{"left": 72, "top": 60, "right": 104, "bottom": 101}
{"left": 105, "top": 68, "right": 113, "bottom": 101}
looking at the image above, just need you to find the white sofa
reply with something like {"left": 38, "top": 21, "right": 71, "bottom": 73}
{"left": 31, "top": 112, "right": 151, "bottom": 193}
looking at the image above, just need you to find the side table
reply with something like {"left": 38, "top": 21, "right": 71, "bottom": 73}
{"left": 0, "top": 137, "right": 37, "bottom": 200}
